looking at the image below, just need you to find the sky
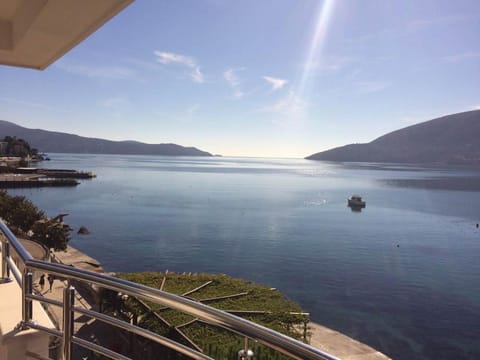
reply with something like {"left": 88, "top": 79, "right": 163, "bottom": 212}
{"left": 1, "top": 0, "right": 479, "bottom": 158}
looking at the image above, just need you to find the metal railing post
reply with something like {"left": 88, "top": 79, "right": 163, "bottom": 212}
{"left": 22, "top": 270, "right": 33, "bottom": 324}
{"left": 238, "top": 337, "right": 254, "bottom": 360}
{"left": 0, "top": 238, "right": 12, "bottom": 283}
{"left": 62, "top": 285, "right": 75, "bottom": 360}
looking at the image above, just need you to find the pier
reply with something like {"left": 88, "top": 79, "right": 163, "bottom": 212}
{"left": 0, "top": 174, "right": 79, "bottom": 188}
{"left": 14, "top": 167, "right": 96, "bottom": 179}
{"left": 0, "top": 167, "right": 95, "bottom": 188}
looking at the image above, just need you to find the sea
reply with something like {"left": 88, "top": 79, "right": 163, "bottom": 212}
{"left": 9, "top": 154, "right": 480, "bottom": 359}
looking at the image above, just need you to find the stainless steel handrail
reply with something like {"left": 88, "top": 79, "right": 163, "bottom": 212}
{"left": 0, "top": 220, "right": 340, "bottom": 360}
{"left": 0, "top": 220, "right": 33, "bottom": 262}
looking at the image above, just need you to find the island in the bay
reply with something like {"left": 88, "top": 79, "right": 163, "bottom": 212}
{"left": 306, "top": 110, "right": 480, "bottom": 165}
{"left": 0, "top": 120, "right": 212, "bottom": 157}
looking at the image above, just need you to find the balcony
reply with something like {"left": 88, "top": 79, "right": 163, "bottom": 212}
{"left": 0, "top": 220, "right": 350, "bottom": 360}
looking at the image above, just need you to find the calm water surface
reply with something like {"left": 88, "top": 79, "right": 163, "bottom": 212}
{"left": 11, "top": 155, "right": 480, "bottom": 359}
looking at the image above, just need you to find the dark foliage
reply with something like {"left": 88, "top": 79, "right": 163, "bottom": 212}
{"left": 1, "top": 136, "right": 32, "bottom": 157}
{"left": 0, "top": 191, "right": 71, "bottom": 250}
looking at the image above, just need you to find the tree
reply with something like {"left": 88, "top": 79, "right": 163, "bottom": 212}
{"left": 0, "top": 191, "right": 72, "bottom": 250}
{"left": 2, "top": 136, "right": 33, "bottom": 157}
{"left": 0, "top": 192, "right": 44, "bottom": 232}
{"left": 31, "top": 219, "right": 72, "bottom": 250}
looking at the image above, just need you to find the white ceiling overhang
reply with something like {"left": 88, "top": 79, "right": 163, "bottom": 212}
{"left": 0, "top": 0, "right": 132, "bottom": 70}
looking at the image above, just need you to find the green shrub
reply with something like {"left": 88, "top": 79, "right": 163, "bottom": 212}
{"left": 112, "top": 272, "right": 307, "bottom": 359}
{"left": 0, "top": 190, "right": 71, "bottom": 250}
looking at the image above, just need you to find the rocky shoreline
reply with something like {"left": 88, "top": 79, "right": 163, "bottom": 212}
{"left": 52, "top": 245, "right": 104, "bottom": 273}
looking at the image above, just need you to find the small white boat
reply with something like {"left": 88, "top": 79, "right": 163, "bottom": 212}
{"left": 348, "top": 195, "right": 366, "bottom": 208}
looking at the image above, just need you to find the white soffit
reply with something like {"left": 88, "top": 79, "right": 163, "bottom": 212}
{"left": 0, "top": 0, "right": 132, "bottom": 70}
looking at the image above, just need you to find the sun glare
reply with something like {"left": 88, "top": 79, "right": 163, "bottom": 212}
{"left": 298, "top": 0, "right": 336, "bottom": 98}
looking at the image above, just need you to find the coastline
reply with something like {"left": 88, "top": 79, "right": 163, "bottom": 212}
{"left": 54, "top": 245, "right": 390, "bottom": 359}
{"left": 0, "top": 165, "right": 94, "bottom": 188}
{"left": 306, "top": 322, "right": 391, "bottom": 360}
{"left": 52, "top": 245, "right": 104, "bottom": 273}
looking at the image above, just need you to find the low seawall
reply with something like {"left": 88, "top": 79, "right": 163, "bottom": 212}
{"left": 0, "top": 174, "right": 79, "bottom": 188}
{"left": 306, "top": 322, "right": 391, "bottom": 359}
{"left": 52, "top": 246, "right": 104, "bottom": 273}
{"left": 0, "top": 179, "right": 79, "bottom": 188}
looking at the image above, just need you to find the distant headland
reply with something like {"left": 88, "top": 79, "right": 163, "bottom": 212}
{"left": 0, "top": 120, "right": 212, "bottom": 157}
{"left": 306, "top": 110, "right": 480, "bottom": 165}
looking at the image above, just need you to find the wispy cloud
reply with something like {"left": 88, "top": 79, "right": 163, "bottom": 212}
{"left": 224, "top": 68, "right": 241, "bottom": 87}
{"left": 262, "top": 76, "right": 288, "bottom": 91}
{"left": 190, "top": 67, "right": 205, "bottom": 83}
{"left": 154, "top": 51, "right": 196, "bottom": 67}
{"left": 304, "top": 56, "right": 355, "bottom": 73}
{"left": 55, "top": 62, "right": 137, "bottom": 80}
{"left": 258, "top": 91, "right": 309, "bottom": 129}
{"left": 355, "top": 81, "right": 390, "bottom": 94}
{"left": 154, "top": 51, "right": 204, "bottom": 83}
{"left": 443, "top": 52, "right": 480, "bottom": 63}
{"left": 224, "top": 68, "right": 245, "bottom": 98}
{"left": 260, "top": 91, "right": 306, "bottom": 116}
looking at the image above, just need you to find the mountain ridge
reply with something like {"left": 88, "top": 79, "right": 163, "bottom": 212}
{"left": 306, "top": 110, "right": 480, "bottom": 165}
{"left": 0, "top": 120, "right": 212, "bottom": 157}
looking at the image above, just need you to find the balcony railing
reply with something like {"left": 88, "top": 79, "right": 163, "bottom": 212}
{"left": 0, "top": 220, "right": 339, "bottom": 360}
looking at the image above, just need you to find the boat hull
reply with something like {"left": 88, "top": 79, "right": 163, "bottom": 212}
{"left": 348, "top": 199, "right": 366, "bottom": 208}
